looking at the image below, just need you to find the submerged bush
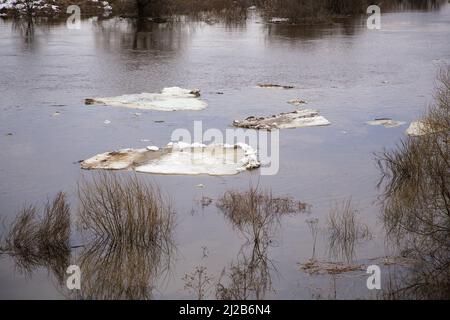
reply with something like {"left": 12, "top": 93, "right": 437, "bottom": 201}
{"left": 377, "top": 67, "right": 450, "bottom": 299}
{"left": 76, "top": 172, "right": 175, "bottom": 299}
{"left": 327, "top": 199, "right": 371, "bottom": 263}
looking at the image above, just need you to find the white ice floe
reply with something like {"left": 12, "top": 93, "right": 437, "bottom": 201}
{"left": 366, "top": 118, "right": 406, "bottom": 128}
{"left": 81, "top": 143, "right": 260, "bottom": 176}
{"left": 85, "top": 87, "right": 207, "bottom": 111}
{"left": 233, "top": 109, "right": 330, "bottom": 130}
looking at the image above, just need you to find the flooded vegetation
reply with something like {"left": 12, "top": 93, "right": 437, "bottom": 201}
{"left": 326, "top": 199, "right": 371, "bottom": 263}
{"left": 377, "top": 67, "right": 450, "bottom": 299}
{"left": 0, "top": 192, "right": 71, "bottom": 280}
{"left": 1, "top": 0, "right": 450, "bottom": 301}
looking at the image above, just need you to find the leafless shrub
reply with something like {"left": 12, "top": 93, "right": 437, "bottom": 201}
{"left": 78, "top": 172, "right": 174, "bottom": 247}
{"left": 183, "top": 266, "right": 214, "bottom": 300}
{"left": 75, "top": 172, "right": 175, "bottom": 299}
{"left": 217, "top": 187, "right": 308, "bottom": 244}
{"left": 1, "top": 192, "right": 70, "bottom": 281}
{"left": 377, "top": 67, "right": 450, "bottom": 299}
{"left": 326, "top": 199, "right": 371, "bottom": 263}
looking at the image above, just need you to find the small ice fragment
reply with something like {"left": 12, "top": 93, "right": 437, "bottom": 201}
{"left": 366, "top": 118, "right": 406, "bottom": 128}
{"left": 233, "top": 109, "right": 330, "bottom": 130}
{"left": 288, "top": 99, "right": 307, "bottom": 106}
{"left": 257, "top": 83, "right": 294, "bottom": 89}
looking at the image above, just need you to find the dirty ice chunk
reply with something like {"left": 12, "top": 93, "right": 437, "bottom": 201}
{"left": 81, "top": 148, "right": 148, "bottom": 170}
{"left": 85, "top": 87, "right": 206, "bottom": 111}
{"left": 366, "top": 118, "right": 406, "bottom": 128}
{"left": 257, "top": 83, "right": 294, "bottom": 89}
{"left": 288, "top": 99, "right": 307, "bottom": 106}
{"left": 406, "top": 121, "right": 435, "bottom": 136}
{"left": 233, "top": 109, "right": 330, "bottom": 130}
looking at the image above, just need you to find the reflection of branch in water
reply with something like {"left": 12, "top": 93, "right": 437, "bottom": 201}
{"left": 0, "top": 192, "right": 71, "bottom": 284}
{"left": 74, "top": 172, "right": 175, "bottom": 299}
{"left": 216, "top": 186, "right": 307, "bottom": 300}
{"left": 74, "top": 238, "right": 173, "bottom": 300}
{"left": 92, "top": 17, "right": 189, "bottom": 52}
{"left": 12, "top": 17, "right": 35, "bottom": 46}
{"left": 305, "top": 217, "right": 319, "bottom": 260}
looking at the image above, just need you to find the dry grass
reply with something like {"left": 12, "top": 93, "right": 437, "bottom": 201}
{"left": 377, "top": 67, "right": 450, "bottom": 299}
{"left": 300, "top": 259, "right": 364, "bottom": 275}
{"left": 326, "top": 199, "right": 371, "bottom": 262}
{"left": 77, "top": 172, "right": 174, "bottom": 247}
{"left": 75, "top": 172, "right": 175, "bottom": 299}
{"left": 183, "top": 266, "right": 214, "bottom": 300}
{"left": 0, "top": 192, "right": 70, "bottom": 282}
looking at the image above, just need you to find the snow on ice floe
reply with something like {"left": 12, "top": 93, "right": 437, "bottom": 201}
{"left": 233, "top": 109, "right": 330, "bottom": 130}
{"left": 366, "top": 118, "right": 406, "bottom": 128}
{"left": 81, "top": 142, "right": 260, "bottom": 176}
{"left": 85, "top": 87, "right": 207, "bottom": 111}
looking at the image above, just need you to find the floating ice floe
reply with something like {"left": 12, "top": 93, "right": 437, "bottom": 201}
{"left": 85, "top": 87, "right": 207, "bottom": 111}
{"left": 366, "top": 118, "right": 406, "bottom": 128}
{"left": 287, "top": 99, "right": 307, "bottom": 106}
{"left": 233, "top": 109, "right": 330, "bottom": 130}
{"left": 406, "top": 120, "right": 435, "bottom": 136}
{"left": 257, "top": 83, "right": 294, "bottom": 89}
{"left": 81, "top": 142, "right": 260, "bottom": 176}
